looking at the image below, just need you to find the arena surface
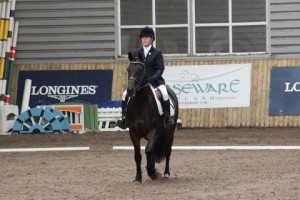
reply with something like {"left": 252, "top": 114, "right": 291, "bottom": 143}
{"left": 1, "top": 128, "right": 300, "bottom": 200}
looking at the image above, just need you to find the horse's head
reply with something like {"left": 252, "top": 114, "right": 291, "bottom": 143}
{"left": 126, "top": 51, "right": 146, "bottom": 97}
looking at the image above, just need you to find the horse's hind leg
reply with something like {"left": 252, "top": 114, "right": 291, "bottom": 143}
{"left": 145, "top": 149, "right": 158, "bottom": 180}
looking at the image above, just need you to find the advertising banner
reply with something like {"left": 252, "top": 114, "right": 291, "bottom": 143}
{"left": 16, "top": 70, "right": 113, "bottom": 109}
{"left": 164, "top": 64, "right": 251, "bottom": 108}
{"left": 269, "top": 67, "right": 300, "bottom": 116}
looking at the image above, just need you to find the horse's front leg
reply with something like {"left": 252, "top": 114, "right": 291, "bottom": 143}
{"left": 133, "top": 145, "right": 142, "bottom": 184}
{"left": 130, "top": 132, "right": 142, "bottom": 184}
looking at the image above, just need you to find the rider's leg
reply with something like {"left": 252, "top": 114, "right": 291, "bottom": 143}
{"left": 157, "top": 85, "right": 174, "bottom": 127}
{"left": 116, "top": 90, "right": 128, "bottom": 129}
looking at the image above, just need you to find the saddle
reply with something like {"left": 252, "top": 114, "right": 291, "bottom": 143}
{"left": 149, "top": 85, "right": 175, "bottom": 116}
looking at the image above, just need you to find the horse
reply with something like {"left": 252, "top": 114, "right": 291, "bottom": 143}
{"left": 124, "top": 51, "right": 179, "bottom": 184}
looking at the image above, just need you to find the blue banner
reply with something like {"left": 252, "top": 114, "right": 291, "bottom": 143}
{"left": 269, "top": 67, "right": 300, "bottom": 115}
{"left": 17, "top": 70, "right": 113, "bottom": 109}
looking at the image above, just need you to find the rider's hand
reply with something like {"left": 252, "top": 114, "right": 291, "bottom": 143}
{"left": 147, "top": 76, "right": 157, "bottom": 83}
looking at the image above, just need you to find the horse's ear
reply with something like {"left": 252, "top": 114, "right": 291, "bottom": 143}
{"left": 128, "top": 51, "right": 135, "bottom": 61}
{"left": 137, "top": 51, "right": 143, "bottom": 62}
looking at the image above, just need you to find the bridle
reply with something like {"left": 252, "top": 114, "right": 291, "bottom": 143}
{"left": 128, "top": 61, "right": 147, "bottom": 90}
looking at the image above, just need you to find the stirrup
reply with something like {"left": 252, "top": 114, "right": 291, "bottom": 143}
{"left": 116, "top": 118, "right": 127, "bottom": 129}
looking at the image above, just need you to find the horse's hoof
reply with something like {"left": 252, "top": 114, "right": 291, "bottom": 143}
{"left": 133, "top": 180, "right": 142, "bottom": 184}
{"left": 150, "top": 171, "right": 161, "bottom": 180}
{"left": 163, "top": 174, "right": 170, "bottom": 179}
{"left": 149, "top": 173, "right": 157, "bottom": 180}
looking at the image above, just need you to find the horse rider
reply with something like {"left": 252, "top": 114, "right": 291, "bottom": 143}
{"left": 116, "top": 26, "right": 175, "bottom": 129}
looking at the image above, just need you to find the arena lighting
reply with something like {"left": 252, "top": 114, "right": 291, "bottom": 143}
{"left": 0, "top": 147, "right": 90, "bottom": 152}
{"left": 113, "top": 146, "right": 300, "bottom": 150}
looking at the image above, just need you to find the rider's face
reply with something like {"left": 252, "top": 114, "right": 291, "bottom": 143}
{"left": 141, "top": 36, "right": 153, "bottom": 47}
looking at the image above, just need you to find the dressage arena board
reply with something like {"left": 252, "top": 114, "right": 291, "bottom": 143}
{"left": 113, "top": 146, "right": 300, "bottom": 150}
{"left": 0, "top": 147, "right": 90, "bottom": 152}
{"left": 2, "top": 146, "right": 300, "bottom": 152}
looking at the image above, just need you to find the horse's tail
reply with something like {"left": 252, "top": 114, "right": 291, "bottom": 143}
{"left": 153, "top": 135, "right": 166, "bottom": 163}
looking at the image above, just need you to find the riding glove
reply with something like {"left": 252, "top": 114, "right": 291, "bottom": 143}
{"left": 147, "top": 75, "right": 158, "bottom": 83}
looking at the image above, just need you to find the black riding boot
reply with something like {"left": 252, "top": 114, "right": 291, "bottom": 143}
{"left": 116, "top": 100, "right": 127, "bottom": 129}
{"left": 162, "top": 99, "right": 174, "bottom": 127}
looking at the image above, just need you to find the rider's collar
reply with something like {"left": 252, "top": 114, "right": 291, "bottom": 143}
{"left": 143, "top": 45, "right": 152, "bottom": 57}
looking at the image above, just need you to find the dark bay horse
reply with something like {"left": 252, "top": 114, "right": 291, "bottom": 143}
{"left": 125, "top": 51, "right": 179, "bottom": 184}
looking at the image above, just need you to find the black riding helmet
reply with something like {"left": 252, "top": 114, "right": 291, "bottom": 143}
{"left": 139, "top": 26, "right": 155, "bottom": 41}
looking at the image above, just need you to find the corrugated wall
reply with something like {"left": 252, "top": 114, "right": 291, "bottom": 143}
{"left": 271, "top": 0, "right": 300, "bottom": 58}
{"left": 14, "top": 0, "right": 300, "bottom": 64}
{"left": 14, "top": 0, "right": 115, "bottom": 64}
{"left": 12, "top": 58, "right": 300, "bottom": 128}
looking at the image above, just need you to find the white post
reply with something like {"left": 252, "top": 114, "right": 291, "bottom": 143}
{"left": 21, "top": 79, "right": 32, "bottom": 113}
{"left": 0, "top": 79, "right": 6, "bottom": 105}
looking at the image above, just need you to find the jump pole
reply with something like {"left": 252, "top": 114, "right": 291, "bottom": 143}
{"left": 0, "top": 2, "right": 3, "bottom": 64}
{"left": 6, "top": 20, "right": 18, "bottom": 102}
{"left": 0, "top": 1, "right": 6, "bottom": 79}
{"left": 1, "top": 0, "right": 10, "bottom": 79}
{"left": 0, "top": 79, "right": 2, "bottom": 105}
{"left": 4, "top": 0, "right": 16, "bottom": 81}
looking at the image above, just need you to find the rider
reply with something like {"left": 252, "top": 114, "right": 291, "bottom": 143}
{"left": 116, "top": 26, "right": 175, "bottom": 129}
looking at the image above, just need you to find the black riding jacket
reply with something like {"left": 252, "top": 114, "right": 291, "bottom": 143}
{"left": 133, "top": 46, "right": 166, "bottom": 87}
